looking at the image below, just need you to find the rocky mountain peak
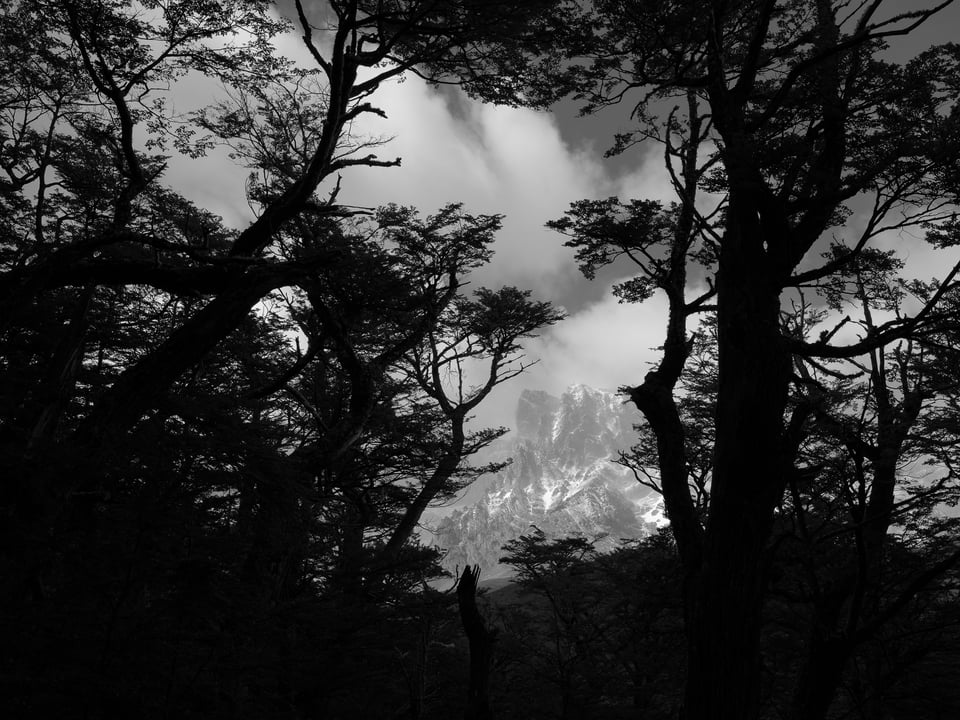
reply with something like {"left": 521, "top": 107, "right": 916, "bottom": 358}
{"left": 516, "top": 384, "right": 634, "bottom": 461}
{"left": 515, "top": 389, "right": 561, "bottom": 443}
{"left": 431, "top": 385, "right": 666, "bottom": 578}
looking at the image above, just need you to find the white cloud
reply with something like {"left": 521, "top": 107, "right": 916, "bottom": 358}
{"left": 338, "top": 76, "right": 665, "bottom": 300}
{"left": 159, "top": 32, "right": 677, "bottom": 432}
{"left": 161, "top": 27, "right": 671, "bottom": 303}
{"left": 524, "top": 290, "right": 669, "bottom": 394}
{"left": 324, "top": 72, "right": 680, "bottom": 432}
{"left": 467, "top": 287, "right": 671, "bottom": 432}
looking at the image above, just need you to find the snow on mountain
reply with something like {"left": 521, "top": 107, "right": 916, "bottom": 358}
{"left": 430, "top": 385, "right": 666, "bottom": 578}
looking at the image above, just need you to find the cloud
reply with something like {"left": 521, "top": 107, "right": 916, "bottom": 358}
{"left": 161, "top": 25, "right": 672, "bottom": 310}
{"left": 338, "top": 77, "right": 666, "bottom": 304}
{"left": 467, "top": 287, "right": 671, "bottom": 432}
{"left": 331, "top": 76, "right": 683, "bottom": 431}
{"left": 525, "top": 290, "right": 669, "bottom": 394}
{"left": 320, "top": 74, "right": 685, "bottom": 432}
{"left": 159, "top": 31, "right": 677, "bottom": 433}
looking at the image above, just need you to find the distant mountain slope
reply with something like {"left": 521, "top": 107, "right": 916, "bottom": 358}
{"left": 432, "top": 385, "right": 665, "bottom": 577}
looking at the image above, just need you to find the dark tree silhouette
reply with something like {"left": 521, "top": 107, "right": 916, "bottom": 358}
{"left": 0, "top": 1, "right": 561, "bottom": 716}
{"left": 458, "top": 564, "right": 496, "bottom": 720}
{"left": 452, "top": 1, "right": 960, "bottom": 716}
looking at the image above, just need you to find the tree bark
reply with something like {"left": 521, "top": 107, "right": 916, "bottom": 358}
{"left": 458, "top": 565, "right": 494, "bottom": 720}
{"left": 790, "top": 629, "right": 852, "bottom": 720}
{"left": 382, "top": 416, "right": 465, "bottom": 563}
{"left": 682, "top": 192, "right": 793, "bottom": 719}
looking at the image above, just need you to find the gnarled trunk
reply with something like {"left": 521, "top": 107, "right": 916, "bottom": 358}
{"left": 458, "top": 565, "right": 494, "bottom": 720}
{"left": 682, "top": 205, "right": 792, "bottom": 719}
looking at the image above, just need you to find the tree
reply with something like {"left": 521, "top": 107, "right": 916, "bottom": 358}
{"left": 458, "top": 564, "right": 496, "bottom": 720}
{"left": 0, "top": 0, "right": 563, "bottom": 715}
{"left": 764, "top": 261, "right": 960, "bottom": 719}
{"left": 498, "top": 529, "right": 684, "bottom": 719}
{"left": 1, "top": 0, "right": 557, "bottom": 534}
{"left": 459, "top": 1, "right": 960, "bottom": 717}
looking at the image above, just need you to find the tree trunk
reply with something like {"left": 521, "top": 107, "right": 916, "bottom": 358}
{"left": 682, "top": 204, "right": 792, "bottom": 719}
{"left": 790, "top": 632, "right": 851, "bottom": 720}
{"left": 241, "top": 457, "right": 308, "bottom": 604}
{"left": 458, "top": 565, "right": 494, "bottom": 720}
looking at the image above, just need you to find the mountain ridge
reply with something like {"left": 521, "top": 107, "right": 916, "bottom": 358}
{"left": 430, "top": 385, "right": 666, "bottom": 578}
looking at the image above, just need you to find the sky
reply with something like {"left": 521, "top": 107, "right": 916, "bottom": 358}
{"left": 331, "top": 75, "right": 681, "bottom": 431}
{"left": 163, "top": 0, "right": 960, "bottom": 436}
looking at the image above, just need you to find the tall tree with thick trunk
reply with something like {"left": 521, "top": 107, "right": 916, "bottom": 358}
{"left": 475, "top": 1, "right": 960, "bottom": 716}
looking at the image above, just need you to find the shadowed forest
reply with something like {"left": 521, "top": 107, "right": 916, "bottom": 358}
{"left": 2, "top": 1, "right": 960, "bottom": 718}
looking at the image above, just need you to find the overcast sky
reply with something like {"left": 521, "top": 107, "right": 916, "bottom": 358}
{"left": 164, "top": 1, "right": 960, "bottom": 435}
{"left": 335, "top": 74, "right": 685, "bottom": 431}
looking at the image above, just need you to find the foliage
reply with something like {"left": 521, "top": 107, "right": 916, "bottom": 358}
{"left": 472, "top": 1, "right": 960, "bottom": 717}
{"left": 0, "top": 0, "right": 564, "bottom": 717}
{"left": 492, "top": 529, "right": 684, "bottom": 719}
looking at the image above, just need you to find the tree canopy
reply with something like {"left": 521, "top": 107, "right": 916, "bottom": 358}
{"left": 0, "top": 0, "right": 563, "bottom": 716}
{"left": 518, "top": 1, "right": 960, "bottom": 718}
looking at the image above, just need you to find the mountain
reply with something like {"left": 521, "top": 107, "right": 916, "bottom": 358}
{"left": 430, "top": 385, "right": 666, "bottom": 578}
